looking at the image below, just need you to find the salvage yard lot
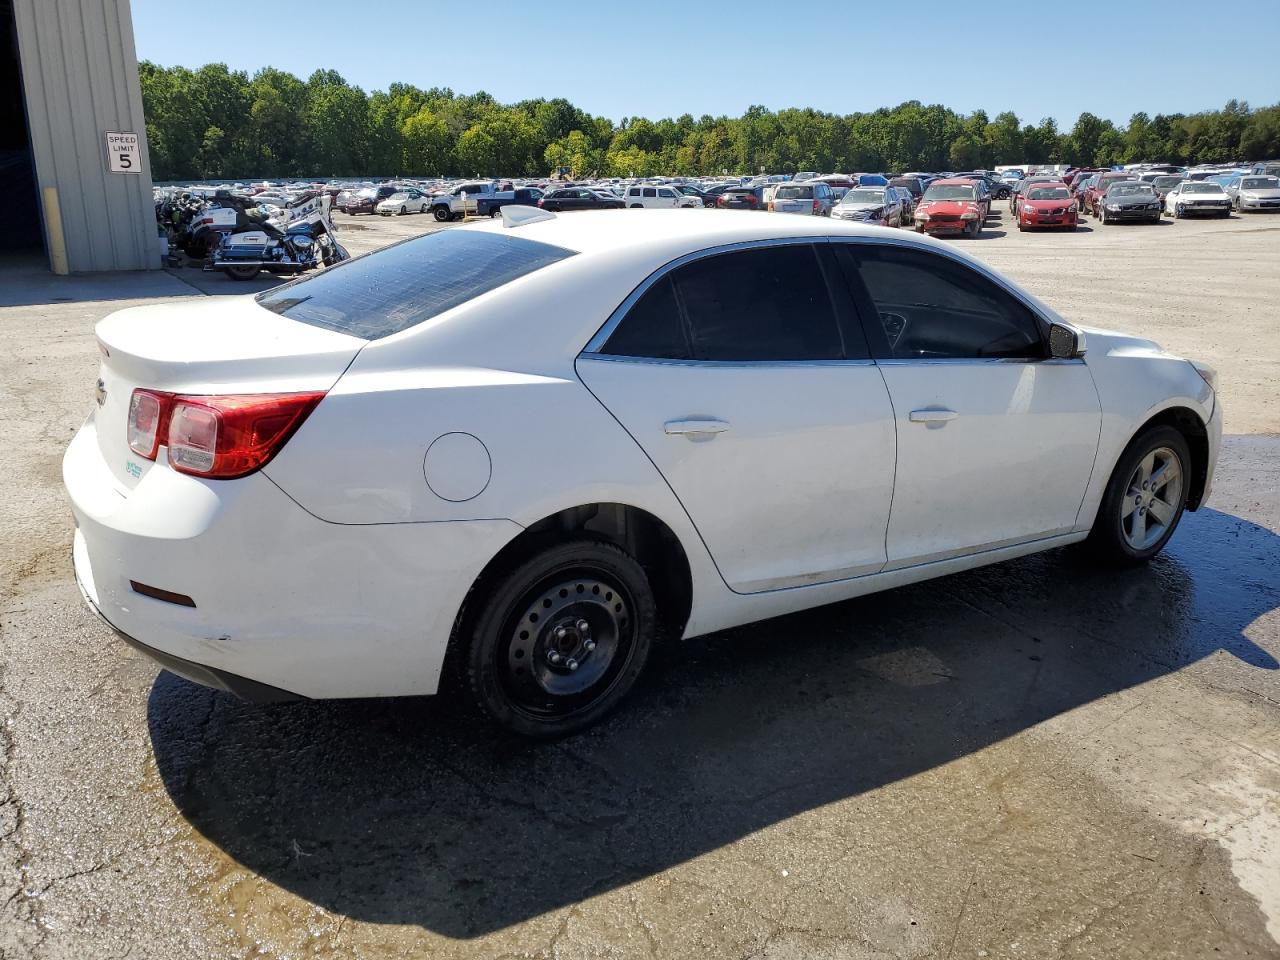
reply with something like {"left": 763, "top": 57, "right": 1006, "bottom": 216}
{"left": 1, "top": 206, "right": 1278, "bottom": 959}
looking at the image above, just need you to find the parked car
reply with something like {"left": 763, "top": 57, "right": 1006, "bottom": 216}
{"left": 888, "top": 186, "right": 914, "bottom": 224}
{"left": 1013, "top": 176, "right": 1065, "bottom": 217}
{"left": 1071, "top": 175, "right": 1098, "bottom": 212}
{"left": 477, "top": 187, "right": 545, "bottom": 218}
{"left": 675, "top": 184, "right": 714, "bottom": 207}
{"left": 702, "top": 183, "right": 744, "bottom": 206}
{"left": 376, "top": 189, "right": 432, "bottom": 216}
{"left": 767, "top": 182, "right": 835, "bottom": 216}
{"left": 1096, "top": 182, "right": 1163, "bottom": 224}
{"left": 914, "top": 178, "right": 989, "bottom": 237}
{"left": 717, "top": 187, "right": 763, "bottom": 210}
{"left": 340, "top": 185, "right": 398, "bottom": 215}
{"left": 1016, "top": 183, "right": 1079, "bottom": 231}
{"left": 624, "top": 184, "right": 700, "bottom": 208}
{"left": 539, "top": 187, "right": 625, "bottom": 212}
{"left": 888, "top": 176, "right": 927, "bottom": 206}
{"left": 66, "top": 211, "right": 1222, "bottom": 738}
{"left": 430, "top": 182, "right": 499, "bottom": 222}
{"left": 1164, "top": 181, "right": 1232, "bottom": 218}
{"left": 1225, "top": 175, "right": 1280, "bottom": 212}
{"left": 1249, "top": 161, "right": 1280, "bottom": 177}
{"left": 831, "top": 187, "right": 902, "bottom": 225}
{"left": 1150, "top": 175, "right": 1184, "bottom": 207}
{"left": 1085, "top": 172, "right": 1138, "bottom": 217}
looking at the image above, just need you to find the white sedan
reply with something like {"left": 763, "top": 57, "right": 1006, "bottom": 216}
{"left": 65, "top": 209, "right": 1221, "bottom": 737}
{"left": 375, "top": 189, "right": 430, "bottom": 216}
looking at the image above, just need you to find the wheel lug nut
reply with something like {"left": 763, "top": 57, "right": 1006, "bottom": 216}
{"left": 566, "top": 658, "right": 579, "bottom": 671}
{"left": 548, "top": 651, "right": 561, "bottom": 664}
{"left": 576, "top": 619, "right": 589, "bottom": 632}
{"left": 584, "top": 639, "right": 596, "bottom": 652}
{"left": 555, "top": 627, "right": 567, "bottom": 640}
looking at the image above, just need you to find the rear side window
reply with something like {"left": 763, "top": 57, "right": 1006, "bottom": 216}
{"left": 256, "top": 230, "right": 575, "bottom": 340}
{"left": 600, "top": 276, "right": 689, "bottom": 359}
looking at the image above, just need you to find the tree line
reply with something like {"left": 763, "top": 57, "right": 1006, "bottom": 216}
{"left": 139, "top": 62, "right": 1280, "bottom": 182}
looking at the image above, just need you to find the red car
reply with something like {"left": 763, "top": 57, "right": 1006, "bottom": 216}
{"left": 913, "top": 178, "right": 989, "bottom": 237}
{"left": 1084, "top": 172, "right": 1134, "bottom": 218}
{"left": 1016, "top": 182, "right": 1078, "bottom": 231}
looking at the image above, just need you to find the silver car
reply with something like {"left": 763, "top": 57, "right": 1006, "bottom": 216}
{"left": 768, "top": 181, "right": 834, "bottom": 216}
{"left": 831, "top": 187, "right": 903, "bottom": 226}
{"left": 1225, "top": 175, "right": 1280, "bottom": 212}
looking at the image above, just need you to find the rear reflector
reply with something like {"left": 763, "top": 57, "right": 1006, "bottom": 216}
{"left": 130, "top": 580, "right": 197, "bottom": 607}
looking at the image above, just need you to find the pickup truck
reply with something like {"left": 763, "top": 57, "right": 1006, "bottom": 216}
{"left": 475, "top": 188, "right": 545, "bottom": 219}
{"left": 429, "top": 182, "right": 499, "bottom": 222}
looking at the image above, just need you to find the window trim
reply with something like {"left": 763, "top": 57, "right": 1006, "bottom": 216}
{"left": 582, "top": 238, "right": 863, "bottom": 365}
{"left": 826, "top": 236, "right": 1076, "bottom": 364}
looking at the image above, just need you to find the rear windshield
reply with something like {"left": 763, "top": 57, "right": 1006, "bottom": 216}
{"left": 256, "top": 230, "right": 576, "bottom": 340}
{"left": 774, "top": 185, "right": 814, "bottom": 199}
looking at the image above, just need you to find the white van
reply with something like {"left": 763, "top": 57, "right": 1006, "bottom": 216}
{"left": 624, "top": 184, "right": 701, "bottom": 209}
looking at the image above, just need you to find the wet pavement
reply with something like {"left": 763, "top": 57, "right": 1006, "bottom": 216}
{"left": 1, "top": 213, "right": 1278, "bottom": 959}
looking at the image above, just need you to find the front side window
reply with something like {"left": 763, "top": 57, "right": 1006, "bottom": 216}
{"left": 845, "top": 245, "right": 1043, "bottom": 360}
{"left": 658, "top": 188, "right": 677, "bottom": 198}
{"left": 601, "top": 245, "right": 844, "bottom": 362}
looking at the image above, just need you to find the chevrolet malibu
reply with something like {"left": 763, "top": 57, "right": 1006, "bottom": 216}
{"left": 65, "top": 208, "right": 1222, "bottom": 738}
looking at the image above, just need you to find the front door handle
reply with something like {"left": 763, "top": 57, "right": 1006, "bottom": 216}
{"left": 908, "top": 408, "right": 958, "bottom": 423}
{"left": 664, "top": 418, "right": 731, "bottom": 438}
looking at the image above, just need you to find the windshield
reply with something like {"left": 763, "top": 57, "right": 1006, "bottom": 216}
{"left": 256, "top": 231, "right": 576, "bottom": 340}
{"left": 1154, "top": 177, "right": 1182, "bottom": 189}
{"left": 840, "top": 189, "right": 886, "bottom": 204}
{"left": 1027, "top": 187, "right": 1071, "bottom": 200}
{"left": 774, "top": 186, "right": 814, "bottom": 199}
{"left": 1107, "top": 184, "right": 1155, "bottom": 197}
{"left": 922, "top": 184, "right": 975, "bottom": 201}
{"left": 1185, "top": 183, "right": 1225, "bottom": 194}
{"left": 1243, "top": 177, "right": 1280, "bottom": 189}
{"left": 386, "top": 192, "right": 410, "bottom": 201}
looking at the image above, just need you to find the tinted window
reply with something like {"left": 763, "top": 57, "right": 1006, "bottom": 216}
{"left": 658, "top": 188, "right": 676, "bottom": 198}
{"left": 256, "top": 231, "right": 575, "bottom": 340}
{"left": 848, "top": 246, "right": 1043, "bottom": 360}
{"left": 676, "top": 245, "right": 842, "bottom": 361}
{"left": 600, "top": 276, "right": 689, "bottom": 359}
{"left": 643, "top": 188, "right": 657, "bottom": 198}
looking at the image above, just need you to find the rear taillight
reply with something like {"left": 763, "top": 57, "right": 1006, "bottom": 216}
{"left": 126, "top": 389, "right": 324, "bottom": 479}
{"left": 127, "top": 389, "right": 173, "bottom": 460}
{"left": 812, "top": 199, "right": 821, "bottom": 212}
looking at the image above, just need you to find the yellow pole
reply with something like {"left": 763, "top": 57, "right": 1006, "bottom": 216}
{"left": 42, "top": 186, "right": 69, "bottom": 275}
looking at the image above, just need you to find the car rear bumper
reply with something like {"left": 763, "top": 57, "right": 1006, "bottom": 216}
{"left": 64, "top": 416, "right": 521, "bottom": 699}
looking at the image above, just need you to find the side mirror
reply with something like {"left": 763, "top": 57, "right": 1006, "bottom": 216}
{"left": 1048, "top": 322, "right": 1084, "bottom": 359}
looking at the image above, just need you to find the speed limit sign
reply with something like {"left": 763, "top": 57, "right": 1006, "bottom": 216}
{"left": 105, "top": 132, "right": 141, "bottom": 174}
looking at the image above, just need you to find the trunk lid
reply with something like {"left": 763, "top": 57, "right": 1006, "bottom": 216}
{"left": 93, "top": 296, "right": 366, "bottom": 490}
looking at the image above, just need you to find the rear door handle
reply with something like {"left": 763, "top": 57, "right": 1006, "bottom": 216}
{"left": 664, "top": 418, "right": 731, "bottom": 437}
{"left": 908, "top": 408, "right": 958, "bottom": 423}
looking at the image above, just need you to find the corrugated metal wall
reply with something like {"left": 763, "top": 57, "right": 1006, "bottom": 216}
{"left": 13, "top": 0, "right": 157, "bottom": 272}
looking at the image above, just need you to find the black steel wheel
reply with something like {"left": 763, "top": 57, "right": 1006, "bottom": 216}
{"left": 462, "top": 540, "right": 657, "bottom": 738}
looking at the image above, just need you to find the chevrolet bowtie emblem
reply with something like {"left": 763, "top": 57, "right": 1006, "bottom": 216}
{"left": 95, "top": 378, "right": 107, "bottom": 407}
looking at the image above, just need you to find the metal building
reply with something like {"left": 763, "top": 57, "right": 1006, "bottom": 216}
{"left": 3, "top": 0, "right": 157, "bottom": 273}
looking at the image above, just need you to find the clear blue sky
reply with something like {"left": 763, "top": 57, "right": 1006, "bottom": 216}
{"left": 131, "top": 0, "right": 1279, "bottom": 127}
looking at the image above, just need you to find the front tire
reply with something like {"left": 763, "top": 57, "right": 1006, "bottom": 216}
{"left": 461, "top": 540, "right": 658, "bottom": 738}
{"left": 433, "top": 206, "right": 451, "bottom": 222}
{"left": 1086, "top": 425, "right": 1191, "bottom": 565}
{"left": 225, "top": 264, "right": 259, "bottom": 281}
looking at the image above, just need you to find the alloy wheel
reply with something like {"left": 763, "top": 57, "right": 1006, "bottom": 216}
{"left": 1121, "top": 446, "right": 1184, "bottom": 551}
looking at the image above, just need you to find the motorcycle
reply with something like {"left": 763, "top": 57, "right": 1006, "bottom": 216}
{"left": 204, "top": 190, "right": 349, "bottom": 281}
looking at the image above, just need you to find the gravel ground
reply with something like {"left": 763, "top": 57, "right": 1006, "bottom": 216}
{"left": 1, "top": 207, "right": 1278, "bottom": 960}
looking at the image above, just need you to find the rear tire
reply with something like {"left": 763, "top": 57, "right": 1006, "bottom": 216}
{"left": 225, "top": 264, "right": 259, "bottom": 281}
{"left": 461, "top": 540, "right": 658, "bottom": 738}
{"left": 1086, "top": 425, "right": 1192, "bottom": 566}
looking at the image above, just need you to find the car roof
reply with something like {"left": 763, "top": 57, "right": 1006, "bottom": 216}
{"left": 930, "top": 178, "right": 977, "bottom": 186}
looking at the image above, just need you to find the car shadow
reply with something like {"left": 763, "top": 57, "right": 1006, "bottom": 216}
{"left": 148, "top": 503, "right": 1278, "bottom": 938}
